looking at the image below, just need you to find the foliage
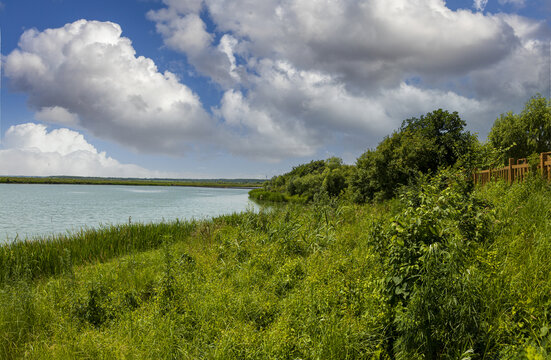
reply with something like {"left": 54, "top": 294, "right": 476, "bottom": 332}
{"left": 252, "top": 157, "right": 355, "bottom": 203}
{"left": 252, "top": 109, "right": 479, "bottom": 205}
{"left": 468, "top": 140, "right": 514, "bottom": 172}
{"left": 0, "top": 203, "right": 390, "bottom": 359}
{"left": 372, "top": 170, "right": 493, "bottom": 358}
{"left": 351, "top": 109, "right": 476, "bottom": 202}
{"left": 488, "top": 95, "right": 551, "bottom": 162}
{"left": 248, "top": 189, "right": 291, "bottom": 203}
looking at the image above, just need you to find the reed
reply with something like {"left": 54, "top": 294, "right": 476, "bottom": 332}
{"left": 0, "top": 219, "right": 196, "bottom": 284}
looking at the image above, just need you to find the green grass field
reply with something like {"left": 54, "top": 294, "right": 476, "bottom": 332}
{"left": 1, "top": 174, "right": 551, "bottom": 358}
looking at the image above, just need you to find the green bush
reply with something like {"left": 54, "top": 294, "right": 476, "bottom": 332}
{"left": 257, "top": 157, "right": 355, "bottom": 203}
{"left": 352, "top": 109, "right": 477, "bottom": 203}
{"left": 372, "top": 170, "right": 494, "bottom": 358}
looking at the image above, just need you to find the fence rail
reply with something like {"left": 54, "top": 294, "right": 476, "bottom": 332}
{"left": 473, "top": 152, "right": 551, "bottom": 185}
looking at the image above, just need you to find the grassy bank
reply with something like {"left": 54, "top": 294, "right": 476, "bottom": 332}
{"left": 2, "top": 174, "right": 551, "bottom": 358}
{"left": 0, "top": 220, "right": 197, "bottom": 286}
{"left": 248, "top": 188, "right": 307, "bottom": 203}
{"left": 0, "top": 176, "right": 264, "bottom": 188}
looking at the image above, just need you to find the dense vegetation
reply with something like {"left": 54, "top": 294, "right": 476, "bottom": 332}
{"left": 3, "top": 173, "right": 551, "bottom": 358}
{"left": 254, "top": 109, "right": 478, "bottom": 204}
{"left": 0, "top": 220, "right": 196, "bottom": 285}
{"left": 0, "top": 176, "right": 263, "bottom": 188}
{"left": 255, "top": 98, "right": 551, "bottom": 204}
{"left": 2, "top": 96, "right": 551, "bottom": 358}
{"left": 249, "top": 157, "right": 355, "bottom": 203}
{"left": 489, "top": 95, "right": 551, "bottom": 162}
{"left": 351, "top": 109, "right": 476, "bottom": 202}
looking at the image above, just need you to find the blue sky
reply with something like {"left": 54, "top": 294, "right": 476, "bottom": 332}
{"left": 0, "top": 0, "right": 550, "bottom": 178}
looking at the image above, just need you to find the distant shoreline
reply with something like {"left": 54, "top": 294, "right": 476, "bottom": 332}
{"left": 0, "top": 176, "right": 264, "bottom": 189}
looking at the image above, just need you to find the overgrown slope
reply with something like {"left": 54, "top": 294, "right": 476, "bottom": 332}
{"left": 2, "top": 173, "right": 551, "bottom": 358}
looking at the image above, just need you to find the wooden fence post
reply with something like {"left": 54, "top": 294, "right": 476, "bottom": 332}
{"left": 540, "top": 152, "right": 545, "bottom": 178}
{"left": 508, "top": 158, "right": 514, "bottom": 184}
{"left": 473, "top": 168, "right": 478, "bottom": 184}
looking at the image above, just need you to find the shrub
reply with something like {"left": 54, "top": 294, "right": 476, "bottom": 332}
{"left": 373, "top": 170, "right": 493, "bottom": 358}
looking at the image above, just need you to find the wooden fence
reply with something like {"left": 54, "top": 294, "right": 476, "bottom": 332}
{"left": 473, "top": 152, "right": 551, "bottom": 185}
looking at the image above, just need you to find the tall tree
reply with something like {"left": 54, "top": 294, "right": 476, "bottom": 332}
{"left": 352, "top": 109, "right": 475, "bottom": 202}
{"left": 489, "top": 95, "right": 551, "bottom": 161}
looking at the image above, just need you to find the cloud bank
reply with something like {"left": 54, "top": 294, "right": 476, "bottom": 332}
{"left": 0, "top": 123, "right": 168, "bottom": 177}
{"left": 149, "top": 0, "right": 548, "bottom": 148}
{"left": 5, "top": 2, "right": 550, "bottom": 164}
{"left": 5, "top": 20, "right": 213, "bottom": 155}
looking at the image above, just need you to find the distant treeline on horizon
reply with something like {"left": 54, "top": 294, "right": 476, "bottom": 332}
{"left": 0, "top": 176, "right": 265, "bottom": 188}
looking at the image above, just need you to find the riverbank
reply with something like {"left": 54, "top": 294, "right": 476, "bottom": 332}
{"left": 0, "top": 176, "right": 264, "bottom": 188}
{"left": 1, "top": 175, "right": 550, "bottom": 358}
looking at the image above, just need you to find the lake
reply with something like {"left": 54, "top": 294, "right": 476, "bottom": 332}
{"left": 0, "top": 183, "right": 257, "bottom": 242}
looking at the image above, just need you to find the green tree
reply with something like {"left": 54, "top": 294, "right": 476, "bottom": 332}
{"left": 254, "top": 157, "right": 355, "bottom": 203}
{"left": 322, "top": 168, "right": 347, "bottom": 197}
{"left": 352, "top": 109, "right": 476, "bottom": 203}
{"left": 488, "top": 95, "right": 551, "bottom": 161}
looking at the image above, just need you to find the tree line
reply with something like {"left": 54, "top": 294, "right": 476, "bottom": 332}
{"left": 251, "top": 95, "right": 551, "bottom": 203}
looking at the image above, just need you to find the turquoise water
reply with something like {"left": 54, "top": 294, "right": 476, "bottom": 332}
{"left": 0, "top": 184, "right": 257, "bottom": 242}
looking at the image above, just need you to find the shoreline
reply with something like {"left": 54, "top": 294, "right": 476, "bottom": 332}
{"left": 0, "top": 176, "right": 263, "bottom": 189}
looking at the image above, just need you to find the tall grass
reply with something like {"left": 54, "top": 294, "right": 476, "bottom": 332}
{"left": 476, "top": 176, "right": 551, "bottom": 357}
{"left": 2, "top": 176, "right": 551, "bottom": 358}
{"left": 0, "top": 220, "right": 196, "bottom": 285}
{"left": 248, "top": 188, "right": 307, "bottom": 203}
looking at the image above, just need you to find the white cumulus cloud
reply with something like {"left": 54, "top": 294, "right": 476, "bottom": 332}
{"left": 188, "top": 0, "right": 518, "bottom": 90}
{"left": 474, "top": 0, "right": 489, "bottom": 11}
{"left": 146, "top": 9, "right": 242, "bottom": 87}
{"left": 4, "top": 20, "right": 214, "bottom": 155}
{"left": 0, "top": 123, "right": 168, "bottom": 177}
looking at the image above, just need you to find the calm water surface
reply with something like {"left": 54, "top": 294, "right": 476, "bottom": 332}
{"left": 0, "top": 184, "right": 257, "bottom": 242}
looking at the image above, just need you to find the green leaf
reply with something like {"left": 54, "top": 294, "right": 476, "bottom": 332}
{"left": 540, "top": 325, "right": 549, "bottom": 338}
{"left": 396, "top": 237, "right": 405, "bottom": 247}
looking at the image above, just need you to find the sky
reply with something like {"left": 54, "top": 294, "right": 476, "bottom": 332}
{"left": 0, "top": 0, "right": 550, "bottom": 179}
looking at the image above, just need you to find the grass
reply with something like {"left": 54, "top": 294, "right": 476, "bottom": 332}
{"left": 2, "top": 175, "right": 551, "bottom": 358}
{"left": 248, "top": 188, "right": 307, "bottom": 203}
{"left": 0, "top": 220, "right": 196, "bottom": 285}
